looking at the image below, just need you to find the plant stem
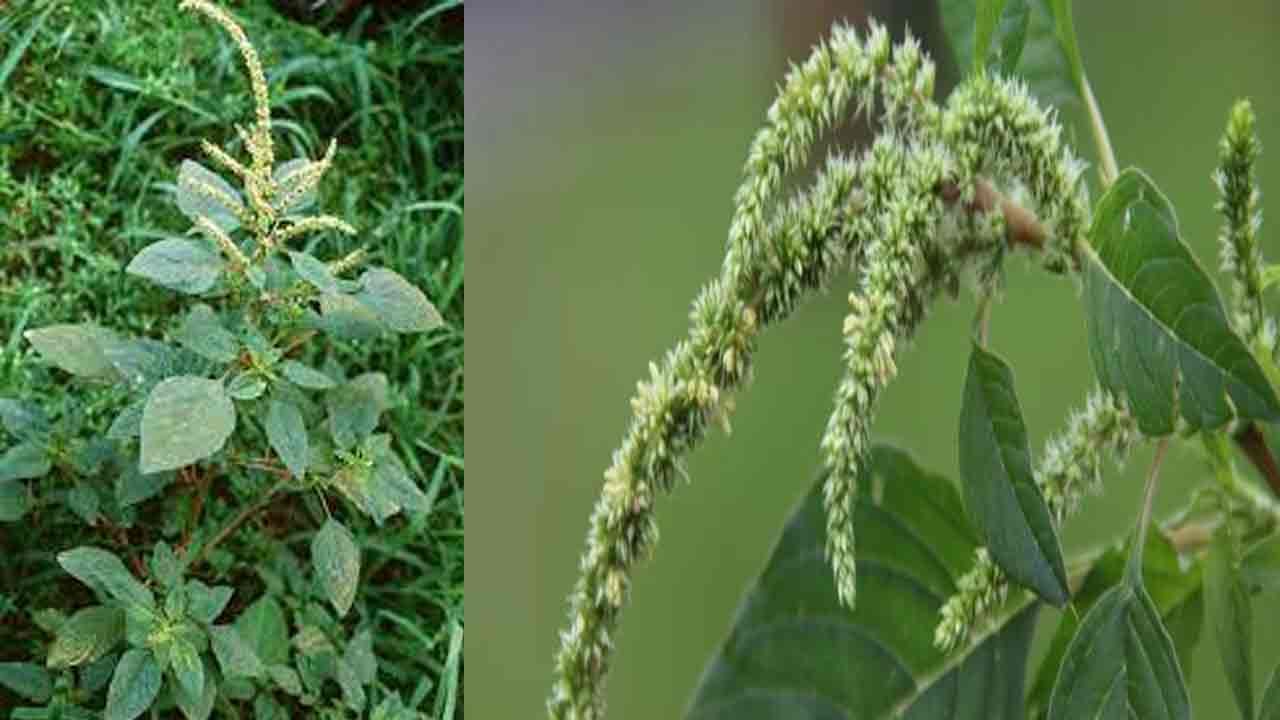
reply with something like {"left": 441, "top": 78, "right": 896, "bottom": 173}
{"left": 1083, "top": 76, "right": 1119, "bottom": 185}
{"left": 1132, "top": 436, "right": 1171, "bottom": 570}
{"left": 187, "top": 476, "right": 290, "bottom": 569}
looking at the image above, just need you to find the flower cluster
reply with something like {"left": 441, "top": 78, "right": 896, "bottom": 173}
{"left": 934, "top": 388, "right": 1138, "bottom": 650}
{"left": 1215, "top": 99, "right": 1271, "bottom": 350}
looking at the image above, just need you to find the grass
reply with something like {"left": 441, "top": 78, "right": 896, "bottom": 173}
{"left": 0, "top": 0, "right": 463, "bottom": 715}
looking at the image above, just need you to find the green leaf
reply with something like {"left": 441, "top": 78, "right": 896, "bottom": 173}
{"left": 210, "top": 624, "right": 265, "bottom": 679}
{"left": 169, "top": 637, "right": 204, "bottom": 703}
{"left": 57, "top": 547, "right": 154, "bottom": 610}
{"left": 176, "top": 159, "right": 243, "bottom": 232}
{"left": 1027, "top": 529, "right": 1202, "bottom": 714}
{"left": 318, "top": 292, "right": 386, "bottom": 341}
{"left": 686, "top": 445, "right": 1042, "bottom": 719}
{"left": 233, "top": 595, "right": 289, "bottom": 666}
{"left": 127, "top": 239, "right": 225, "bottom": 295}
{"left": 280, "top": 360, "right": 337, "bottom": 390}
{"left": 1207, "top": 529, "right": 1254, "bottom": 720}
{"left": 290, "top": 251, "right": 343, "bottom": 294}
{"left": 226, "top": 372, "right": 267, "bottom": 401}
{"left": 105, "top": 649, "right": 162, "bottom": 720}
{"left": 267, "top": 664, "right": 302, "bottom": 695}
{"left": 1046, "top": 0, "right": 1085, "bottom": 90}
{"left": 1263, "top": 662, "right": 1280, "bottom": 720}
{"left": 0, "top": 479, "right": 30, "bottom": 521}
{"left": 960, "top": 0, "right": 1030, "bottom": 75}
{"left": 959, "top": 342, "right": 1069, "bottom": 605}
{"left": 173, "top": 657, "right": 216, "bottom": 720}
{"left": 25, "top": 324, "right": 120, "bottom": 379}
{"left": 1083, "top": 168, "right": 1280, "bottom": 434}
{"left": 0, "top": 662, "right": 53, "bottom": 702}
{"left": 1047, "top": 545, "right": 1190, "bottom": 720}
{"left": 355, "top": 268, "right": 443, "bottom": 334}
{"left": 66, "top": 483, "right": 101, "bottom": 525}
{"left": 47, "top": 606, "right": 126, "bottom": 669}
{"left": 0, "top": 443, "right": 51, "bottom": 482}
{"left": 336, "top": 657, "right": 367, "bottom": 712}
{"left": 0, "top": 398, "right": 50, "bottom": 439}
{"left": 327, "top": 373, "right": 389, "bottom": 449}
{"left": 186, "top": 581, "right": 234, "bottom": 625}
{"left": 343, "top": 629, "right": 377, "bottom": 685}
{"left": 115, "top": 464, "right": 174, "bottom": 508}
{"left": 140, "top": 376, "right": 236, "bottom": 473}
{"left": 312, "top": 518, "right": 360, "bottom": 617}
{"left": 266, "top": 400, "right": 309, "bottom": 479}
{"left": 174, "top": 305, "right": 238, "bottom": 363}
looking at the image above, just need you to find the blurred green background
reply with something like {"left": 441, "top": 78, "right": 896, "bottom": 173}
{"left": 469, "top": 1, "right": 1280, "bottom": 716}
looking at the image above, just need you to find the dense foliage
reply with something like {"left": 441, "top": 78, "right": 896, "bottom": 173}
{"left": 0, "top": 1, "right": 463, "bottom": 718}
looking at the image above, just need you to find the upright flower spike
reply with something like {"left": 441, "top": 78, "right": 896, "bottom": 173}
{"left": 1215, "top": 99, "right": 1269, "bottom": 348}
{"left": 934, "top": 388, "right": 1138, "bottom": 651}
{"left": 180, "top": 0, "right": 274, "bottom": 170}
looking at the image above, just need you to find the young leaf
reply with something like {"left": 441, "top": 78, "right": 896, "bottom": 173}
{"left": 226, "top": 372, "right": 267, "bottom": 400}
{"left": 280, "top": 360, "right": 337, "bottom": 390}
{"left": 47, "top": 606, "right": 126, "bottom": 669}
{"left": 327, "top": 372, "right": 389, "bottom": 449}
{"left": 57, "top": 547, "right": 155, "bottom": 610}
{"left": 266, "top": 400, "right": 309, "bottom": 479}
{"left": 343, "top": 629, "right": 377, "bottom": 685}
{"left": 149, "top": 542, "right": 181, "bottom": 590}
{"left": 233, "top": 595, "right": 289, "bottom": 666}
{"left": 24, "top": 324, "right": 121, "bottom": 379}
{"left": 335, "top": 657, "right": 367, "bottom": 712}
{"left": 186, "top": 580, "right": 234, "bottom": 625}
{"left": 174, "top": 304, "right": 239, "bottom": 363}
{"left": 686, "top": 445, "right": 1040, "bottom": 719}
{"left": 1207, "top": 530, "right": 1254, "bottom": 720}
{"left": 140, "top": 376, "right": 236, "bottom": 473}
{"left": 355, "top": 268, "right": 443, "bottom": 334}
{"left": 0, "top": 662, "right": 52, "bottom": 702}
{"left": 210, "top": 624, "right": 265, "bottom": 679}
{"left": 0, "top": 479, "right": 30, "bottom": 522}
{"left": 0, "top": 443, "right": 52, "bottom": 482}
{"left": 105, "top": 649, "right": 163, "bottom": 720}
{"left": 290, "top": 251, "right": 343, "bottom": 294}
{"left": 959, "top": 342, "right": 1069, "bottom": 605}
{"left": 176, "top": 159, "right": 244, "bottom": 232}
{"left": 169, "top": 637, "right": 205, "bottom": 704}
{"left": 267, "top": 664, "right": 302, "bottom": 695}
{"left": 0, "top": 398, "right": 50, "bottom": 439}
{"left": 1047, "top": 550, "right": 1190, "bottom": 720}
{"left": 1083, "top": 168, "right": 1280, "bottom": 435}
{"left": 312, "top": 518, "right": 360, "bottom": 617}
{"left": 127, "top": 239, "right": 225, "bottom": 295}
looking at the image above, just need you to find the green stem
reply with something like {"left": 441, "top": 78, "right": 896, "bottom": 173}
{"left": 1130, "top": 436, "right": 1171, "bottom": 573}
{"left": 1083, "top": 76, "right": 1119, "bottom": 185}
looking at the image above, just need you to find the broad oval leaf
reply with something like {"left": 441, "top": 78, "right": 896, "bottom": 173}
{"left": 280, "top": 360, "right": 337, "bottom": 390}
{"left": 127, "top": 239, "right": 225, "bottom": 295}
{"left": 140, "top": 376, "right": 236, "bottom": 474}
{"left": 105, "top": 649, "right": 162, "bottom": 720}
{"left": 686, "top": 445, "right": 1039, "bottom": 719}
{"left": 186, "top": 581, "right": 234, "bottom": 625}
{"left": 1027, "top": 528, "right": 1203, "bottom": 715}
{"left": 174, "top": 304, "right": 238, "bottom": 363}
{"left": 1084, "top": 168, "right": 1280, "bottom": 435}
{"left": 1207, "top": 530, "right": 1254, "bottom": 720}
{"left": 0, "top": 662, "right": 52, "bottom": 702}
{"left": 169, "top": 637, "right": 205, "bottom": 704}
{"left": 174, "top": 657, "right": 217, "bottom": 720}
{"left": 959, "top": 342, "right": 1068, "bottom": 605}
{"left": 24, "top": 324, "right": 121, "bottom": 379}
{"left": 355, "top": 268, "right": 443, "bottom": 334}
{"left": 327, "top": 373, "right": 389, "bottom": 449}
{"left": 0, "top": 442, "right": 52, "bottom": 483}
{"left": 57, "top": 547, "right": 154, "bottom": 610}
{"left": 312, "top": 518, "right": 360, "bottom": 617}
{"left": 266, "top": 400, "right": 309, "bottom": 479}
{"left": 177, "top": 159, "right": 243, "bottom": 232}
{"left": 1047, "top": 550, "right": 1190, "bottom": 720}
{"left": 233, "top": 595, "right": 289, "bottom": 667}
{"left": 318, "top": 292, "right": 386, "bottom": 341}
{"left": 210, "top": 624, "right": 265, "bottom": 679}
{"left": 46, "top": 606, "right": 125, "bottom": 669}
